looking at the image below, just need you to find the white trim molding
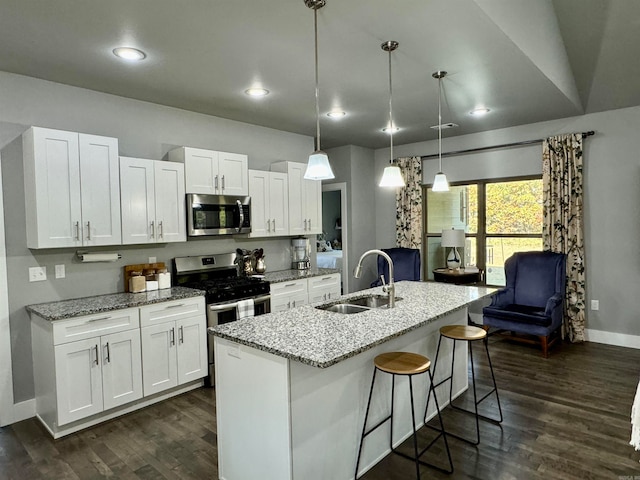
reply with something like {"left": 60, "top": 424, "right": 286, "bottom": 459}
{"left": 0, "top": 155, "right": 15, "bottom": 427}
{"left": 585, "top": 329, "right": 640, "bottom": 349}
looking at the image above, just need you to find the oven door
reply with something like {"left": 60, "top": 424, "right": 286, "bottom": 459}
{"left": 206, "top": 294, "right": 271, "bottom": 386}
{"left": 188, "top": 194, "right": 251, "bottom": 236}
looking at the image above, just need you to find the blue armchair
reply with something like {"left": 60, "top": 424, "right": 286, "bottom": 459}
{"left": 483, "top": 251, "right": 566, "bottom": 358}
{"left": 370, "top": 248, "right": 421, "bottom": 287}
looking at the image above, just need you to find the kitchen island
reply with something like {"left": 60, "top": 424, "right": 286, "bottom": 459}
{"left": 211, "top": 281, "right": 495, "bottom": 480}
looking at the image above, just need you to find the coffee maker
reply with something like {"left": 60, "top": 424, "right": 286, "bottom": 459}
{"left": 291, "top": 237, "right": 310, "bottom": 270}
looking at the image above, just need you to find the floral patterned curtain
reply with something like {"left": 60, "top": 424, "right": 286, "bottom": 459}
{"left": 395, "top": 157, "right": 422, "bottom": 250}
{"left": 542, "top": 133, "right": 585, "bottom": 342}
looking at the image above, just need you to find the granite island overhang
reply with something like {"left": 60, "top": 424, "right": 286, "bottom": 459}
{"left": 210, "top": 281, "right": 496, "bottom": 480}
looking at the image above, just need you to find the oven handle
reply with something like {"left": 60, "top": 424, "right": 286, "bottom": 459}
{"left": 208, "top": 294, "right": 271, "bottom": 312}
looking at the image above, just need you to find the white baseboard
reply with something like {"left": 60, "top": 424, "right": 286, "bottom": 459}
{"left": 11, "top": 398, "right": 35, "bottom": 423}
{"left": 585, "top": 329, "right": 640, "bottom": 349}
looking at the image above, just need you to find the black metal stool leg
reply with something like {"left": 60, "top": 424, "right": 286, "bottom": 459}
{"left": 355, "top": 367, "right": 379, "bottom": 480}
{"left": 424, "top": 334, "right": 443, "bottom": 424}
{"left": 483, "top": 336, "right": 503, "bottom": 423}
{"left": 408, "top": 376, "right": 421, "bottom": 480}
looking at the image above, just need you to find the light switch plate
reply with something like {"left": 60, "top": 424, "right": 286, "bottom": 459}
{"left": 590, "top": 299, "right": 599, "bottom": 310}
{"left": 29, "top": 266, "right": 47, "bottom": 282}
{"left": 55, "top": 264, "right": 65, "bottom": 279}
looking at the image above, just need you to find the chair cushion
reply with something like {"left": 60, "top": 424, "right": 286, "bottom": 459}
{"left": 483, "top": 304, "right": 552, "bottom": 327}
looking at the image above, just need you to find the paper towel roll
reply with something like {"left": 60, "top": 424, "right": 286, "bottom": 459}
{"left": 79, "top": 252, "right": 121, "bottom": 262}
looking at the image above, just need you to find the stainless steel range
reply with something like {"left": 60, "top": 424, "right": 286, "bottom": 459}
{"left": 172, "top": 253, "right": 270, "bottom": 386}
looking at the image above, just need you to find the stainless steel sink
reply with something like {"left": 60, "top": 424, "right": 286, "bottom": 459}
{"left": 321, "top": 304, "right": 371, "bottom": 314}
{"left": 316, "top": 295, "right": 403, "bottom": 314}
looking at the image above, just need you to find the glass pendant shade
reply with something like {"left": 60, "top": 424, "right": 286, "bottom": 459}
{"left": 379, "top": 165, "right": 404, "bottom": 187}
{"left": 432, "top": 172, "right": 449, "bottom": 192}
{"left": 304, "top": 150, "right": 334, "bottom": 180}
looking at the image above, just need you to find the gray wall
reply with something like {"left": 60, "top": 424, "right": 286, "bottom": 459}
{"left": 0, "top": 71, "right": 314, "bottom": 402}
{"left": 375, "top": 105, "right": 640, "bottom": 338}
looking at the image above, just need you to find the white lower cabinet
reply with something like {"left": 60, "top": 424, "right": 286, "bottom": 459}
{"left": 307, "top": 274, "right": 341, "bottom": 303}
{"left": 270, "top": 273, "right": 341, "bottom": 312}
{"left": 140, "top": 297, "right": 208, "bottom": 396}
{"left": 270, "top": 279, "right": 309, "bottom": 312}
{"left": 30, "top": 296, "right": 207, "bottom": 438}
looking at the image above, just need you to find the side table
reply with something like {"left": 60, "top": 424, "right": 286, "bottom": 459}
{"left": 433, "top": 268, "right": 483, "bottom": 285}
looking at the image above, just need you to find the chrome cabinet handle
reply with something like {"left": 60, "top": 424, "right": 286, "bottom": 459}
{"left": 88, "top": 316, "right": 112, "bottom": 323}
{"left": 158, "top": 221, "right": 164, "bottom": 238}
{"left": 104, "top": 342, "right": 111, "bottom": 364}
{"left": 304, "top": 219, "right": 307, "bottom": 230}
{"left": 292, "top": 300, "right": 296, "bottom": 308}
{"left": 86, "top": 221, "right": 91, "bottom": 240}
{"left": 308, "top": 218, "right": 312, "bottom": 230}
{"left": 179, "top": 326, "right": 184, "bottom": 344}
{"left": 287, "top": 301, "right": 291, "bottom": 309}
{"left": 94, "top": 345, "right": 99, "bottom": 366}
{"left": 170, "top": 327, "right": 176, "bottom": 346}
{"left": 221, "top": 175, "right": 225, "bottom": 190}
{"left": 267, "top": 220, "right": 271, "bottom": 232}
{"left": 75, "top": 221, "right": 80, "bottom": 241}
{"left": 215, "top": 175, "right": 219, "bottom": 191}
{"left": 165, "top": 303, "right": 185, "bottom": 309}
{"left": 150, "top": 221, "right": 155, "bottom": 239}
{"left": 272, "top": 219, "right": 276, "bottom": 231}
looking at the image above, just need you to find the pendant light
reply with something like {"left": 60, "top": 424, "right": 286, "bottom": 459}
{"left": 432, "top": 70, "right": 449, "bottom": 192}
{"left": 378, "top": 41, "right": 405, "bottom": 188}
{"left": 303, "top": 0, "right": 334, "bottom": 181}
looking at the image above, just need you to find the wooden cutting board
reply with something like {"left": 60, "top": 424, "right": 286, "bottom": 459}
{"left": 124, "top": 262, "right": 166, "bottom": 292}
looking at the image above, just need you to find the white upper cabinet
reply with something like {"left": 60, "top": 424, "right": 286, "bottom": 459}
{"left": 23, "top": 127, "right": 121, "bottom": 248}
{"left": 120, "top": 157, "right": 186, "bottom": 245}
{"left": 271, "top": 161, "right": 322, "bottom": 235}
{"left": 248, "top": 170, "right": 289, "bottom": 237}
{"left": 168, "top": 146, "right": 248, "bottom": 196}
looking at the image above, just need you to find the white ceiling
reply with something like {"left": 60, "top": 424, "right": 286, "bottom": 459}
{"left": 0, "top": 0, "right": 638, "bottom": 149}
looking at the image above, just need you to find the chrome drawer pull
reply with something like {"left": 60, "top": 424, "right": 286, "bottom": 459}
{"left": 88, "top": 316, "right": 112, "bottom": 323}
{"left": 165, "top": 303, "right": 185, "bottom": 309}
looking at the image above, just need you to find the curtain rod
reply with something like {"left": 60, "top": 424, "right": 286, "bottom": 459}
{"left": 419, "top": 130, "right": 595, "bottom": 160}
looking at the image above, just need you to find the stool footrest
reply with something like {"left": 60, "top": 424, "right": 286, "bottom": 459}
{"left": 361, "top": 414, "right": 392, "bottom": 439}
{"left": 450, "top": 402, "right": 503, "bottom": 425}
{"left": 392, "top": 445, "right": 454, "bottom": 475}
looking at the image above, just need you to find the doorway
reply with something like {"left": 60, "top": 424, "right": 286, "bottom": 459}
{"left": 321, "top": 182, "right": 349, "bottom": 293}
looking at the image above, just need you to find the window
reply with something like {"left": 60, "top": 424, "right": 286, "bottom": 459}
{"left": 424, "top": 177, "right": 543, "bottom": 286}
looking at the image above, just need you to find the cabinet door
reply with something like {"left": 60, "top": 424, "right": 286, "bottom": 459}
{"left": 269, "top": 172, "right": 289, "bottom": 236}
{"left": 79, "top": 134, "right": 121, "bottom": 246}
{"left": 270, "top": 295, "right": 292, "bottom": 313}
{"left": 55, "top": 337, "right": 104, "bottom": 426}
{"left": 24, "top": 127, "right": 82, "bottom": 248}
{"left": 304, "top": 177, "right": 322, "bottom": 235}
{"left": 289, "top": 291, "right": 309, "bottom": 309}
{"left": 248, "top": 170, "right": 269, "bottom": 238}
{"left": 308, "top": 274, "right": 341, "bottom": 303}
{"left": 101, "top": 329, "right": 143, "bottom": 411}
{"left": 286, "top": 163, "right": 306, "bottom": 235}
{"left": 154, "top": 162, "right": 186, "bottom": 243}
{"left": 141, "top": 323, "right": 178, "bottom": 396}
{"left": 120, "top": 157, "right": 156, "bottom": 244}
{"left": 219, "top": 152, "right": 248, "bottom": 196}
{"left": 183, "top": 147, "right": 218, "bottom": 194}
{"left": 176, "top": 316, "right": 207, "bottom": 385}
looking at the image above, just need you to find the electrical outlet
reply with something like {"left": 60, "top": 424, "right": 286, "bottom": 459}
{"left": 590, "top": 299, "right": 599, "bottom": 311}
{"left": 55, "top": 264, "right": 65, "bottom": 279}
{"left": 149, "top": 256, "right": 157, "bottom": 264}
{"left": 29, "top": 266, "right": 47, "bottom": 282}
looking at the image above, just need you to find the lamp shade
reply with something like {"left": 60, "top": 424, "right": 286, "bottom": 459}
{"left": 441, "top": 228, "right": 465, "bottom": 248}
{"left": 378, "top": 165, "right": 405, "bottom": 187}
{"left": 432, "top": 172, "right": 449, "bottom": 192}
{"left": 304, "top": 151, "right": 335, "bottom": 180}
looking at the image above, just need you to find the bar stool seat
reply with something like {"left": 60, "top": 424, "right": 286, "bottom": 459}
{"left": 355, "top": 351, "right": 453, "bottom": 480}
{"left": 427, "top": 324, "right": 503, "bottom": 446}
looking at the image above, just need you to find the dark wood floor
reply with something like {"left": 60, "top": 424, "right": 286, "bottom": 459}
{"left": 1, "top": 338, "right": 640, "bottom": 479}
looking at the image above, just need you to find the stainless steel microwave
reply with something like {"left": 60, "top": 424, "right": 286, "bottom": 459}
{"left": 187, "top": 194, "right": 251, "bottom": 236}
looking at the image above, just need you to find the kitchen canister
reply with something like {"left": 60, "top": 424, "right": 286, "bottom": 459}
{"left": 157, "top": 269, "right": 171, "bottom": 289}
{"left": 129, "top": 271, "right": 146, "bottom": 293}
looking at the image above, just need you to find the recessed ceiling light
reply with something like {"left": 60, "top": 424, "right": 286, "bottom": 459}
{"left": 470, "top": 107, "right": 490, "bottom": 116}
{"left": 327, "top": 110, "right": 346, "bottom": 118}
{"left": 112, "top": 47, "right": 146, "bottom": 61}
{"left": 382, "top": 126, "right": 400, "bottom": 134}
{"left": 245, "top": 88, "right": 270, "bottom": 97}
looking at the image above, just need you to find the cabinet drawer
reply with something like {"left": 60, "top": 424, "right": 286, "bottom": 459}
{"left": 270, "top": 279, "right": 307, "bottom": 297}
{"left": 52, "top": 308, "right": 140, "bottom": 346}
{"left": 140, "top": 297, "right": 205, "bottom": 328}
{"left": 308, "top": 274, "right": 341, "bottom": 291}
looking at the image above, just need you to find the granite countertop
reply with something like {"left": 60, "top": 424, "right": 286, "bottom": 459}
{"left": 211, "top": 281, "right": 495, "bottom": 369}
{"left": 262, "top": 268, "right": 340, "bottom": 283}
{"left": 26, "top": 286, "right": 205, "bottom": 321}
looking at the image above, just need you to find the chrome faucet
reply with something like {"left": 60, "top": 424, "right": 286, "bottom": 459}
{"left": 353, "top": 249, "right": 396, "bottom": 308}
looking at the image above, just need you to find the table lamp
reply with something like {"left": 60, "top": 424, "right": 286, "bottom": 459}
{"left": 441, "top": 228, "right": 465, "bottom": 270}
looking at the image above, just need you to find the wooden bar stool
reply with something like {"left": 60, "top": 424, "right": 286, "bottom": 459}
{"left": 426, "top": 325, "right": 503, "bottom": 445}
{"left": 355, "top": 351, "right": 453, "bottom": 480}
